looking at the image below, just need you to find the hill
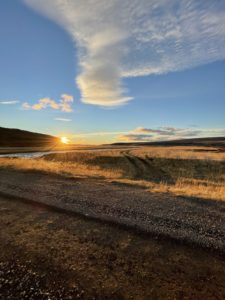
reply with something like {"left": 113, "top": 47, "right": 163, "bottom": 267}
{"left": 113, "top": 137, "right": 225, "bottom": 148}
{"left": 0, "top": 127, "right": 59, "bottom": 147}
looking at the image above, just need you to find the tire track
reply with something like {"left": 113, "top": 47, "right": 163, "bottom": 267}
{"left": 122, "top": 151, "right": 170, "bottom": 182}
{"left": 124, "top": 154, "right": 143, "bottom": 179}
{"left": 121, "top": 150, "right": 152, "bottom": 180}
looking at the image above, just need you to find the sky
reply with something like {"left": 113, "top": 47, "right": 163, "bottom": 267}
{"left": 0, "top": 0, "right": 225, "bottom": 144}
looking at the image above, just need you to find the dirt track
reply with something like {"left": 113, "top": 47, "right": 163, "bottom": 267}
{"left": 0, "top": 169, "right": 224, "bottom": 254}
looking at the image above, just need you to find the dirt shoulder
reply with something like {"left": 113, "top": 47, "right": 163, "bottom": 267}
{"left": 1, "top": 194, "right": 225, "bottom": 299}
{"left": 0, "top": 169, "right": 224, "bottom": 254}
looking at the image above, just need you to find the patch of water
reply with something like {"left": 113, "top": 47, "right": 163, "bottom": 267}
{"left": 0, "top": 150, "right": 75, "bottom": 159}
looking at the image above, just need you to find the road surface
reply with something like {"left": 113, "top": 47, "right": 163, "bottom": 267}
{"left": 0, "top": 169, "right": 224, "bottom": 254}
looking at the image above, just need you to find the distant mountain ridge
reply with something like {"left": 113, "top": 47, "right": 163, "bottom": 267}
{"left": 113, "top": 137, "right": 225, "bottom": 148}
{"left": 0, "top": 127, "right": 59, "bottom": 147}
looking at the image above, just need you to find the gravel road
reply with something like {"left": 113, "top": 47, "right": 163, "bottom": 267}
{"left": 0, "top": 169, "right": 224, "bottom": 254}
{"left": 1, "top": 193, "right": 225, "bottom": 299}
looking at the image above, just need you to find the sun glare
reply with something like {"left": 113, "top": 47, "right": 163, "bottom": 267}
{"left": 61, "top": 136, "right": 70, "bottom": 144}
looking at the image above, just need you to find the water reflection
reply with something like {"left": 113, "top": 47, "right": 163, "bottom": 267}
{"left": 0, "top": 150, "right": 75, "bottom": 159}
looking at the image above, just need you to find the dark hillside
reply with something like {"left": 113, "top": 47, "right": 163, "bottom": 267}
{"left": 113, "top": 137, "right": 225, "bottom": 148}
{"left": 0, "top": 127, "right": 59, "bottom": 147}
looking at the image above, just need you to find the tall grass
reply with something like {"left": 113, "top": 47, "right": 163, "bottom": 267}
{"left": 132, "top": 146, "right": 225, "bottom": 160}
{"left": 1, "top": 146, "right": 224, "bottom": 201}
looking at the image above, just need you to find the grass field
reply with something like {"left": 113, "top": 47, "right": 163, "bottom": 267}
{"left": 1, "top": 146, "right": 225, "bottom": 201}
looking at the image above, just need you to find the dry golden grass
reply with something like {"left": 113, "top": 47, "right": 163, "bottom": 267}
{"left": 0, "top": 146, "right": 224, "bottom": 201}
{"left": 132, "top": 146, "right": 225, "bottom": 161}
{"left": 115, "top": 178, "right": 225, "bottom": 201}
{"left": 0, "top": 157, "right": 123, "bottom": 179}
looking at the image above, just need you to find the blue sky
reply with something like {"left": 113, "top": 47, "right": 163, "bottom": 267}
{"left": 0, "top": 0, "right": 225, "bottom": 144}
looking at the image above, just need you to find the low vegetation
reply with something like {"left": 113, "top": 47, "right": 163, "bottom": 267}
{"left": 1, "top": 146, "right": 224, "bottom": 201}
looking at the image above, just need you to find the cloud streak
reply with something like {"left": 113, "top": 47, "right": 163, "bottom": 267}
{"left": 73, "top": 131, "right": 127, "bottom": 138}
{"left": 134, "top": 127, "right": 202, "bottom": 137}
{"left": 71, "top": 127, "right": 225, "bottom": 142}
{"left": 0, "top": 100, "right": 20, "bottom": 105}
{"left": 54, "top": 118, "right": 72, "bottom": 122}
{"left": 24, "top": 0, "right": 225, "bottom": 107}
{"left": 22, "top": 94, "right": 74, "bottom": 112}
{"left": 118, "top": 127, "right": 225, "bottom": 142}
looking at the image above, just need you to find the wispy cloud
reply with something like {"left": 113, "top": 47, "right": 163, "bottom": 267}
{"left": 134, "top": 127, "right": 202, "bottom": 137}
{"left": 0, "top": 100, "right": 20, "bottom": 105}
{"left": 118, "top": 134, "right": 154, "bottom": 142}
{"left": 54, "top": 117, "right": 72, "bottom": 122}
{"left": 24, "top": 0, "right": 225, "bottom": 107}
{"left": 71, "top": 127, "right": 225, "bottom": 142}
{"left": 73, "top": 131, "right": 127, "bottom": 138}
{"left": 118, "top": 127, "right": 225, "bottom": 142}
{"left": 22, "top": 94, "right": 74, "bottom": 112}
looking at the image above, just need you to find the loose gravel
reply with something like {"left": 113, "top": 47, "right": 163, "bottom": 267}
{"left": 0, "top": 169, "right": 224, "bottom": 254}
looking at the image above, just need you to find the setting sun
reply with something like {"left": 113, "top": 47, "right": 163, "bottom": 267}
{"left": 61, "top": 136, "right": 70, "bottom": 144}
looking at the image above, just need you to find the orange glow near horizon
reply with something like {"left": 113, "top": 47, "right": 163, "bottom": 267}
{"left": 61, "top": 136, "right": 70, "bottom": 144}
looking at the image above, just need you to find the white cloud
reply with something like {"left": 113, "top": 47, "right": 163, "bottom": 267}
{"left": 22, "top": 94, "right": 74, "bottom": 112}
{"left": 24, "top": 0, "right": 225, "bottom": 107}
{"left": 54, "top": 117, "right": 72, "bottom": 122}
{"left": 0, "top": 100, "right": 20, "bottom": 105}
{"left": 61, "top": 94, "right": 74, "bottom": 102}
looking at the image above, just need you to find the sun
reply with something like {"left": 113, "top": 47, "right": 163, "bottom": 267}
{"left": 61, "top": 136, "right": 70, "bottom": 144}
